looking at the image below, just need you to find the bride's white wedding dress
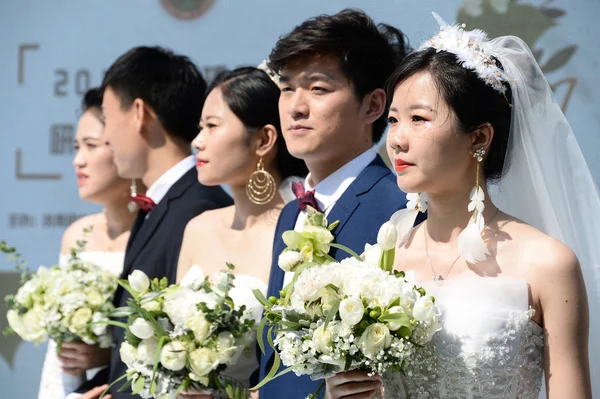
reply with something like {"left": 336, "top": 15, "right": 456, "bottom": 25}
{"left": 38, "top": 252, "right": 124, "bottom": 399}
{"left": 385, "top": 277, "right": 544, "bottom": 399}
{"left": 187, "top": 265, "right": 268, "bottom": 388}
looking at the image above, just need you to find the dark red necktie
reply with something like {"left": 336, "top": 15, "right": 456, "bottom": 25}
{"left": 129, "top": 194, "right": 156, "bottom": 213}
{"left": 291, "top": 181, "right": 321, "bottom": 212}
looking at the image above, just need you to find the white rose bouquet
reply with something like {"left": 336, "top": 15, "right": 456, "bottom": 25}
{"left": 109, "top": 265, "right": 259, "bottom": 399}
{"left": 253, "top": 210, "right": 442, "bottom": 398}
{"left": 2, "top": 240, "right": 117, "bottom": 349}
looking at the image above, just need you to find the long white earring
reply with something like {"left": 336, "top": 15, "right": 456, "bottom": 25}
{"left": 456, "top": 148, "right": 490, "bottom": 263}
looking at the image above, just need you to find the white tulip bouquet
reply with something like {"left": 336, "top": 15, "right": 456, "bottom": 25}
{"left": 108, "top": 265, "right": 260, "bottom": 399}
{"left": 254, "top": 209, "right": 441, "bottom": 398}
{"left": 2, "top": 240, "right": 117, "bottom": 349}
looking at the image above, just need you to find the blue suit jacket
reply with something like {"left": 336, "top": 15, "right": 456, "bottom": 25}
{"left": 258, "top": 155, "right": 407, "bottom": 398}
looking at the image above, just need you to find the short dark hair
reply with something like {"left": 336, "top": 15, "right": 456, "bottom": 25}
{"left": 102, "top": 46, "right": 206, "bottom": 143}
{"left": 207, "top": 67, "right": 308, "bottom": 180}
{"left": 386, "top": 49, "right": 513, "bottom": 181}
{"left": 268, "top": 8, "right": 409, "bottom": 143}
{"left": 81, "top": 87, "right": 103, "bottom": 113}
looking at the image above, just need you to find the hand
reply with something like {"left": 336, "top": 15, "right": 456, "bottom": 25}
{"left": 176, "top": 387, "right": 214, "bottom": 399}
{"left": 80, "top": 385, "right": 111, "bottom": 399}
{"left": 326, "top": 371, "right": 381, "bottom": 399}
{"left": 58, "top": 342, "right": 111, "bottom": 376}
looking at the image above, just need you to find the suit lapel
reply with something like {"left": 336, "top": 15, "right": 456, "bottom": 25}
{"left": 121, "top": 168, "right": 197, "bottom": 278}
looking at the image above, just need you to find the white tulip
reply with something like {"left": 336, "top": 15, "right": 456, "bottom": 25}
{"left": 278, "top": 251, "right": 305, "bottom": 273}
{"left": 377, "top": 221, "right": 398, "bottom": 251}
{"left": 129, "top": 318, "right": 154, "bottom": 340}
{"left": 128, "top": 270, "right": 150, "bottom": 294}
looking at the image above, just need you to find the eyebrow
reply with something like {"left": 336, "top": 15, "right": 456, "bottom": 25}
{"left": 409, "top": 104, "right": 436, "bottom": 112}
{"left": 279, "top": 72, "right": 337, "bottom": 85}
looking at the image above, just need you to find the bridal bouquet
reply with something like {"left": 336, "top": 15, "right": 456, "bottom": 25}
{"left": 254, "top": 209, "right": 441, "bottom": 398}
{"left": 3, "top": 240, "right": 117, "bottom": 348}
{"left": 110, "top": 265, "right": 260, "bottom": 399}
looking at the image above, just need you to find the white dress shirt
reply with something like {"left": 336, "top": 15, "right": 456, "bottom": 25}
{"left": 282, "top": 146, "right": 378, "bottom": 286}
{"left": 146, "top": 155, "right": 196, "bottom": 205}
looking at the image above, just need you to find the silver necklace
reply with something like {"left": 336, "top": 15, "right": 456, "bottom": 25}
{"left": 424, "top": 208, "right": 500, "bottom": 282}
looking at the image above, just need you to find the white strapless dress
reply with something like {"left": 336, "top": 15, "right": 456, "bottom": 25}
{"left": 38, "top": 252, "right": 125, "bottom": 399}
{"left": 384, "top": 278, "right": 544, "bottom": 399}
{"left": 188, "top": 265, "right": 268, "bottom": 388}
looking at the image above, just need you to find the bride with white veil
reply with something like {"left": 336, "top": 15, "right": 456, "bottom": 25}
{"left": 325, "top": 13, "right": 599, "bottom": 399}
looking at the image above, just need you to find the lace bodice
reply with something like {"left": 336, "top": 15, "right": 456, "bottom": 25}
{"left": 393, "top": 278, "right": 544, "bottom": 399}
{"left": 38, "top": 251, "right": 125, "bottom": 399}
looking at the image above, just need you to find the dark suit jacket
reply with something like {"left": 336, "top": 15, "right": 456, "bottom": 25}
{"left": 76, "top": 167, "right": 232, "bottom": 398}
{"left": 258, "top": 155, "right": 408, "bottom": 398}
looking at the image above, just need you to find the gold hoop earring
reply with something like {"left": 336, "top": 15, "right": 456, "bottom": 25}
{"left": 246, "top": 158, "right": 276, "bottom": 205}
{"left": 128, "top": 179, "right": 139, "bottom": 213}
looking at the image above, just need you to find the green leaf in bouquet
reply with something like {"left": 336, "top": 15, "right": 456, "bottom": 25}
{"left": 225, "top": 384, "right": 234, "bottom": 398}
{"left": 251, "top": 326, "right": 285, "bottom": 390}
{"left": 132, "top": 376, "right": 145, "bottom": 395}
{"left": 256, "top": 317, "right": 268, "bottom": 354}
{"left": 99, "top": 373, "right": 129, "bottom": 398}
{"left": 109, "top": 307, "right": 136, "bottom": 318}
{"left": 279, "top": 320, "right": 303, "bottom": 330}
{"left": 324, "top": 300, "right": 340, "bottom": 329}
{"left": 226, "top": 262, "right": 235, "bottom": 270}
{"left": 152, "top": 335, "right": 169, "bottom": 383}
{"left": 344, "top": 354, "right": 353, "bottom": 371}
{"left": 328, "top": 220, "right": 340, "bottom": 231}
{"left": 252, "top": 289, "right": 272, "bottom": 309}
{"left": 117, "top": 280, "right": 139, "bottom": 300}
{"left": 379, "top": 312, "right": 410, "bottom": 328}
{"left": 149, "top": 378, "right": 157, "bottom": 396}
{"left": 137, "top": 308, "right": 167, "bottom": 338}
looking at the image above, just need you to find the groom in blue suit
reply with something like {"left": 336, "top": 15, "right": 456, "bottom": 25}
{"left": 258, "top": 9, "right": 411, "bottom": 398}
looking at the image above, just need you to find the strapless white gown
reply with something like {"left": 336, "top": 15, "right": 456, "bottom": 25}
{"left": 384, "top": 278, "right": 544, "bottom": 399}
{"left": 187, "top": 265, "right": 268, "bottom": 388}
{"left": 38, "top": 252, "right": 124, "bottom": 399}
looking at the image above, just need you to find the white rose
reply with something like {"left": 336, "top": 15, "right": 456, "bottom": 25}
{"left": 160, "top": 341, "right": 187, "bottom": 371}
{"left": 377, "top": 221, "right": 398, "bottom": 251}
{"left": 181, "top": 265, "right": 206, "bottom": 290}
{"left": 278, "top": 251, "right": 304, "bottom": 273}
{"left": 137, "top": 337, "right": 158, "bottom": 365}
{"left": 186, "top": 312, "right": 212, "bottom": 342}
{"left": 129, "top": 318, "right": 154, "bottom": 340}
{"left": 189, "top": 347, "right": 220, "bottom": 377}
{"left": 119, "top": 342, "right": 138, "bottom": 366}
{"left": 313, "top": 325, "right": 333, "bottom": 355}
{"left": 339, "top": 297, "right": 364, "bottom": 327}
{"left": 128, "top": 270, "right": 150, "bottom": 294}
{"left": 69, "top": 307, "right": 93, "bottom": 332}
{"left": 413, "top": 296, "right": 437, "bottom": 323}
{"left": 360, "top": 323, "right": 391, "bottom": 359}
{"left": 85, "top": 289, "right": 105, "bottom": 309}
{"left": 216, "top": 331, "right": 237, "bottom": 364}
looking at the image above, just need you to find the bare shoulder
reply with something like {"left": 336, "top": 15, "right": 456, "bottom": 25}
{"left": 60, "top": 213, "right": 103, "bottom": 253}
{"left": 184, "top": 206, "right": 233, "bottom": 236}
{"left": 500, "top": 217, "right": 580, "bottom": 283}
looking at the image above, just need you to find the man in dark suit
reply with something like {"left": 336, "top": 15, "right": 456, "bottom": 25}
{"left": 70, "top": 46, "right": 232, "bottom": 399}
{"left": 258, "top": 9, "right": 411, "bottom": 399}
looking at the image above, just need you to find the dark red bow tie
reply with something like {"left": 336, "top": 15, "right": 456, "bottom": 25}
{"left": 129, "top": 194, "right": 156, "bottom": 213}
{"left": 291, "top": 181, "right": 321, "bottom": 212}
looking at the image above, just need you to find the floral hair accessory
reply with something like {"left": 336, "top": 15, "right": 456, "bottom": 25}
{"left": 420, "top": 12, "right": 511, "bottom": 94}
